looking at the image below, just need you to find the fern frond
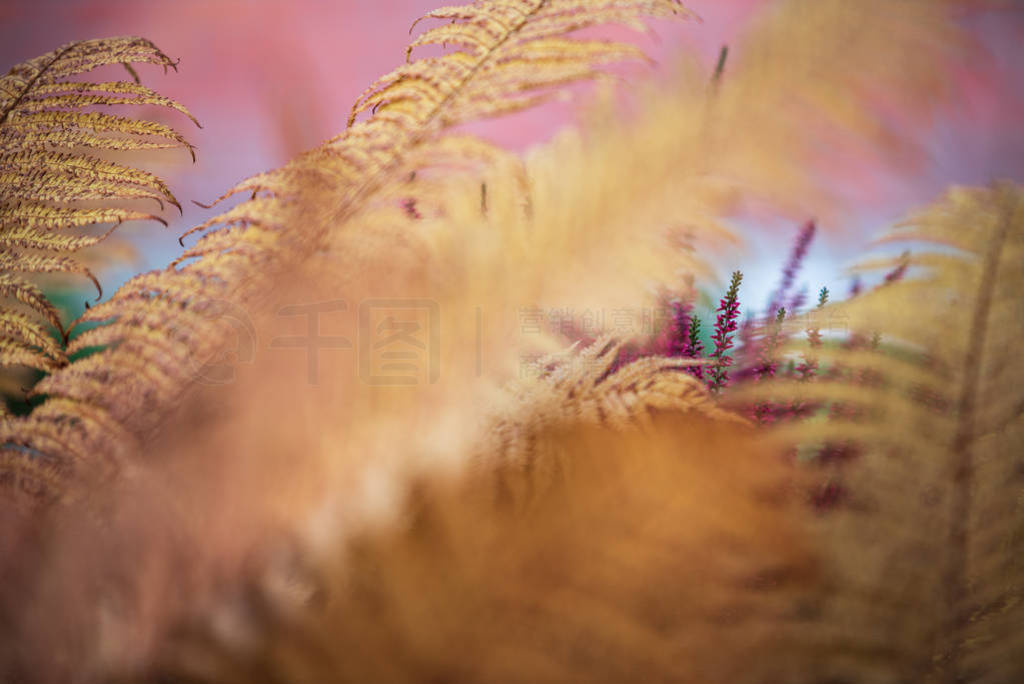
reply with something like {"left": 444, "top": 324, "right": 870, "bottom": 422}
{"left": 503, "top": 335, "right": 738, "bottom": 429}
{"left": 0, "top": 272, "right": 66, "bottom": 337}
{"left": 0, "top": 337, "right": 60, "bottom": 374}
{"left": 146, "top": 412, "right": 817, "bottom": 684}
{"left": 0, "top": 223, "right": 121, "bottom": 252}
{"left": 350, "top": 1, "right": 694, "bottom": 128}
{"left": 25, "top": 4, "right": 690, "bottom": 444}
{"left": 0, "top": 150, "right": 181, "bottom": 209}
{"left": 0, "top": 37, "right": 195, "bottom": 387}
{"left": 481, "top": 335, "right": 744, "bottom": 512}
{"left": 0, "top": 310, "right": 64, "bottom": 361}
{"left": 743, "top": 183, "right": 1024, "bottom": 682}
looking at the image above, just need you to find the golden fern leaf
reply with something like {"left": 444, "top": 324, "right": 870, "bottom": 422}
{"left": 734, "top": 183, "right": 1024, "bottom": 682}
{"left": 26, "top": 4, "right": 690, "bottom": 442}
{"left": 498, "top": 334, "right": 740, "bottom": 433}
{"left": 479, "top": 335, "right": 748, "bottom": 512}
{"left": 144, "top": 412, "right": 817, "bottom": 684}
{"left": 0, "top": 37, "right": 196, "bottom": 380}
{"left": 0, "top": 37, "right": 195, "bottom": 505}
{"left": 349, "top": 0, "right": 695, "bottom": 128}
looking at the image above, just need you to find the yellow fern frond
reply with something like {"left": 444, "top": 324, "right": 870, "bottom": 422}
{"left": 0, "top": 310, "right": 64, "bottom": 361}
{"left": 350, "top": 1, "right": 693, "bottom": 128}
{"left": 0, "top": 151, "right": 179, "bottom": 208}
{"left": 148, "top": 412, "right": 816, "bottom": 684}
{"left": 28, "top": 3, "right": 689, "bottom": 446}
{"left": 0, "top": 272, "right": 65, "bottom": 337}
{"left": 499, "top": 335, "right": 740, "bottom": 431}
{"left": 480, "top": 335, "right": 744, "bottom": 512}
{"left": 0, "top": 37, "right": 196, "bottom": 384}
{"left": 738, "top": 183, "right": 1024, "bottom": 682}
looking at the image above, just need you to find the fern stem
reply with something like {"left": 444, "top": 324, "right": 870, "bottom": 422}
{"left": 939, "top": 188, "right": 1015, "bottom": 682}
{"left": 0, "top": 41, "right": 76, "bottom": 126}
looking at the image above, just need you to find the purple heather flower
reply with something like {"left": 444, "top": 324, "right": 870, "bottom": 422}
{"left": 767, "top": 220, "right": 815, "bottom": 317}
{"left": 786, "top": 287, "right": 807, "bottom": 315}
{"left": 754, "top": 307, "right": 787, "bottom": 381}
{"left": 811, "top": 479, "right": 846, "bottom": 512}
{"left": 882, "top": 250, "right": 911, "bottom": 286}
{"left": 789, "top": 287, "right": 829, "bottom": 419}
{"left": 684, "top": 315, "right": 705, "bottom": 380}
{"left": 707, "top": 270, "right": 743, "bottom": 392}
{"left": 751, "top": 307, "right": 787, "bottom": 424}
{"left": 401, "top": 197, "right": 422, "bottom": 219}
{"left": 795, "top": 286, "right": 828, "bottom": 381}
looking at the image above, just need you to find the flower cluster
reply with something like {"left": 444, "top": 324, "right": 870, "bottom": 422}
{"left": 707, "top": 270, "right": 743, "bottom": 392}
{"left": 750, "top": 307, "right": 788, "bottom": 424}
{"left": 753, "top": 307, "right": 787, "bottom": 381}
{"left": 794, "top": 286, "right": 829, "bottom": 380}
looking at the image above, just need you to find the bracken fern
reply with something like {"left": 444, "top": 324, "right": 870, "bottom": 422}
{"left": 2, "top": 2, "right": 1020, "bottom": 683}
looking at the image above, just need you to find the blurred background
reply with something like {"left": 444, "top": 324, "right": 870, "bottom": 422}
{"left": 1, "top": 0, "right": 1022, "bottom": 317}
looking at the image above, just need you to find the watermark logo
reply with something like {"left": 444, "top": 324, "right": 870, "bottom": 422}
{"left": 269, "top": 300, "right": 353, "bottom": 385}
{"left": 358, "top": 299, "right": 440, "bottom": 385}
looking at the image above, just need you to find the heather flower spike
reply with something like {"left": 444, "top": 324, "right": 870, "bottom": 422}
{"left": 882, "top": 250, "right": 911, "bottom": 286}
{"left": 795, "top": 287, "right": 828, "bottom": 381}
{"left": 766, "top": 306, "right": 787, "bottom": 373}
{"left": 685, "top": 315, "right": 705, "bottom": 380}
{"left": 707, "top": 270, "right": 743, "bottom": 392}
{"left": 752, "top": 306, "right": 787, "bottom": 423}
{"left": 757, "top": 305, "right": 786, "bottom": 376}
{"left": 787, "top": 287, "right": 807, "bottom": 314}
{"left": 767, "top": 220, "right": 816, "bottom": 317}
{"left": 752, "top": 307, "right": 788, "bottom": 380}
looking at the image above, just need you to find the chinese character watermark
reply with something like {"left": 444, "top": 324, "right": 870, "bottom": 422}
{"left": 270, "top": 300, "right": 352, "bottom": 385}
{"left": 358, "top": 299, "right": 440, "bottom": 385}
